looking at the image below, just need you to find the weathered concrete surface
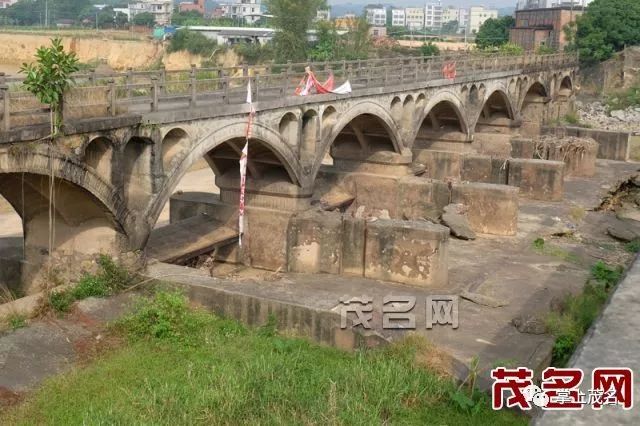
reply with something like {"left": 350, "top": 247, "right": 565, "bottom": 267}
{"left": 542, "top": 126, "right": 631, "bottom": 161}
{"left": 451, "top": 182, "right": 519, "bottom": 236}
{"left": 287, "top": 210, "right": 343, "bottom": 274}
{"left": 508, "top": 159, "right": 565, "bottom": 201}
{"left": 537, "top": 255, "right": 640, "bottom": 425}
{"left": 0, "top": 293, "right": 136, "bottom": 394}
{"left": 364, "top": 219, "right": 449, "bottom": 287}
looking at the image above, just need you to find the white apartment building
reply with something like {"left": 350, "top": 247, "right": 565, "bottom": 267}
{"left": 365, "top": 6, "right": 387, "bottom": 27}
{"left": 468, "top": 6, "right": 498, "bottom": 33}
{"left": 405, "top": 7, "right": 425, "bottom": 30}
{"left": 442, "top": 7, "right": 467, "bottom": 27}
{"left": 0, "top": 0, "right": 18, "bottom": 9}
{"left": 129, "top": 0, "right": 172, "bottom": 25}
{"left": 424, "top": 2, "right": 443, "bottom": 29}
{"left": 220, "top": 0, "right": 264, "bottom": 25}
{"left": 316, "top": 9, "right": 331, "bottom": 22}
{"left": 391, "top": 8, "right": 406, "bottom": 27}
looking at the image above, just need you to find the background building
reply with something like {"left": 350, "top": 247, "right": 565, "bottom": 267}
{"left": 179, "top": 0, "right": 205, "bottom": 14}
{"left": 364, "top": 5, "right": 387, "bottom": 27}
{"left": 405, "top": 7, "right": 425, "bottom": 30}
{"left": 0, "top": 0, "right": 17, "bottom": 9}
{"left": 391, "top": 8, "right": 406, "bottom": 27}
{"left": 516, "top": 0, "right": 592, "bottom": 9}
{"left": 129, "top": 0, "right": 173, "bottom": 26}
{"left": 219, "top": 0, "right": 265, "bottom": 25}
{"left": 424, "top": 2, "right": 443, "bottom": 29}
{"left": 468, "top": 6, "right": 498, "bottom": 33}
{"left": 510, "top": 5, "right": 584, "bottom": 50}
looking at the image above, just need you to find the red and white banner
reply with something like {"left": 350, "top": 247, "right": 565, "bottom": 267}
{"left": 239, "top": 81, "right": 254, "bottom": 247}
{"left": 295, "top": 67, "right": 352, "bottom": 96}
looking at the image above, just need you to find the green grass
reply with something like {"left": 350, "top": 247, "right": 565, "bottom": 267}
{"left": 531, "top": 237, "right": 581, "bottom": 264}
{"left": 47, "top": 255, "right": 133, "bottom": 314}
{"left": 2, "top": 292, "right": 525, "bottom": 425}
{"left": 625, "top": 239, "right": 640, "bottom": 253}
{"left": 7, "top": 314, "right": 27, "bottom": 330}
{"left": 546, "top": 261, "right": 624, "bottom": 366}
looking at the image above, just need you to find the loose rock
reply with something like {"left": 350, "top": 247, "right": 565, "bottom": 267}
{"left": 441, "top": 204, "right": 476, "bottom": 240}
{"left": 512, "top": 315, "right": 547, "bottom": 335}
{"left": 460, "top": 290, "right": 508, "bottom": 308}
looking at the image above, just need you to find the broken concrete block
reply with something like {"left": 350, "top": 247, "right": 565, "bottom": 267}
{"left": 397, "top": 176, "right": 443, "bottom": 222}
{"left": 508, "top": 159, "right": 564, "bottom": 201}
{"left": 451, "top": 182, "right": 519, "bottom": 236}
{"left": 607, "top": 219, "right": 640, "bottom": 242}
{"left": 364, "top": 219, "right": 449, "bottom": 287}
{"left": 413, "top": 149, "right": 462, "bottom": 181}
{"left": 461, "top": 154, "right": 493, "bottom": 183}
{"left": 460, "top": 290, "right": 507, "bottom": 308}
{"left": 441, "top": 204, "right": 476, "bottom": 240}
{"left": 510, "top": 137, "right": 535, "bottom": 159}
{"left": 287, "top": 210, "right": 343, "bottom": 274}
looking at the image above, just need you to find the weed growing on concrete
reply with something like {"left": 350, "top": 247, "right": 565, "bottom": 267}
{"left": 546, "top": 261, "right": 624, "bottom": 366}
{"left": 2, "top": 291, "right": 526, "bottom": 425}
{"left": 624, "top": 239, "right": 640, "bottom": 253}
{"left": 47, "top": 255, "right": 134, "bottom": 314}
{"left": 532, "top": 237, "right": 581, "bottom": 264}
{"left": 8, "top": 314, "right": 27, "bottom": 330}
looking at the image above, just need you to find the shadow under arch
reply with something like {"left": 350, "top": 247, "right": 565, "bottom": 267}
{"left": 147, "top": 121, "right": 304, "bottom": 229}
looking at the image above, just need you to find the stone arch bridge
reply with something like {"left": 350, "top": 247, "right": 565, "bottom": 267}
{"left": 0, "top": 53, "right": 578, "bottom": 290}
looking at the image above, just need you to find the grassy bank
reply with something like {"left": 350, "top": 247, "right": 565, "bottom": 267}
{"left": 1, "top": 292, "right": 525, "bottom": 425}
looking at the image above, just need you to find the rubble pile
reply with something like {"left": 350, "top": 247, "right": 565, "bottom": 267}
{"left": 577, "top": 100, "right": 640, "bottom": 133}
{"left": 535, "top": 135, "right": 599, "bottom": 177}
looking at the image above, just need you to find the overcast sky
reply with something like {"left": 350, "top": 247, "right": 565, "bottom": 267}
{"left": 327, "top": 1, "right": 517, "bottom": 8}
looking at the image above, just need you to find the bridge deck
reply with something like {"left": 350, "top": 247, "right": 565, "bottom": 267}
{"left": 147, "top": 214, "right": 238, "bottom": 264}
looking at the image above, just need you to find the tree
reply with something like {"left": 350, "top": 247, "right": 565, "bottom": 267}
{"left": 167, "top": 29, "right": 218, "bottom": 56}
{"left": 572, "top": 0, "right": 640, "bottom": 64}
{"left": 421, "top": 42, "right": 440, "bottom": 57}
{"left": 265, "top": 0, "right": 327, "bottom": 62}
{"left": 171, "top": 10, "right": 206, "bottom": 26}
{"left": 475, "top": 16, "right": 515, "bottom": 49}
{"left": 133, "top": 12, "right": 155, "bottom": 28}
{"left": 20, "top": 38, "right": 80, "bottom": 136}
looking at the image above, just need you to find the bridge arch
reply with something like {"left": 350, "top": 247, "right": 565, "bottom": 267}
{"left": 278, "top": 112, "right": 299, "bottom": 146}
{"left": 311, "top": 101, "right": 403, "bottom": 181}
{"left": 520, "top": 81, "right": 549, "bottom": 124}
{"left": 474, "top": 88, "right": 516, "bottom": 130}
{"left": 411, "top": 91, "right": 469, "bottom": 150}
{"left": 148, "top": 121, "right": 303, "bottom": 227}
{"left": 0, "top": 149, "right": 135, "bottom": 269}
{"left": 558, "top": 75, "right": 573, "bottom": 98}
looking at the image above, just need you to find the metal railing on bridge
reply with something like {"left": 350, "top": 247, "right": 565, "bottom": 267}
{"left": 0, "top": 52, "right": 577, "bottom": 133}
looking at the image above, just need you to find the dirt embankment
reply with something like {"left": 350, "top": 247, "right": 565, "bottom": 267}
{"left": 0, "top": 31, "right": 240, "bottom": 71}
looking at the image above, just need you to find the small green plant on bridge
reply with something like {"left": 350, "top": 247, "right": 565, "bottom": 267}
{"left": 20, "top": 38, "right": 79, "bottom": 137}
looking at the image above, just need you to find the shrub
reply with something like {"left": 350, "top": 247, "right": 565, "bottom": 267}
{"left": 8, "top": 314, "right": 27, "bottom": 330}
{"left": 168, "top": 29, "right": 218, "bottom": 56}
{"left": 49, "top": 291, "right": 75, "bottom": 313}
{"left": 420, "top": 42, "right": 440, "bottom": 57}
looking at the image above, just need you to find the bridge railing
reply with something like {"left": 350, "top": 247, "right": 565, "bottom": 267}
{"left": 0, "top": 52, "right": 577, "bottom": 133}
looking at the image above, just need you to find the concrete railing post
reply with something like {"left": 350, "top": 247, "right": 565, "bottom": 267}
{"left": 150, "top": 76, "right": 159, "bottom": 112}
{"left": 0, "top": 72, "right": 5, "bottom": 86}
{"left": 126, "top": 67, "right": 133, "bottom": 98}
{"left": 108, "top": 78, "right": 116, "bottom": 117}
{"left": 189, "top": 64, "right": 197, "bottom": 108}
{"left": 254, "top": 75, "right": 260, "bottom": 101}
{"left": 89, "top": 69, "right": 96, "bottom": 84}
{"left": 242, "top": 62, "right": 249, "bottom": 77}
{"left": 0, "top": 83, "right": 9, "bottom": 132}
{"left": 223, "top": 73, "right": 230, "bottom": 104}
{"left": 400, "top": 61, "right": 404, "bottom": 84}
{"left": 159, "top": 66, "right": 167, "bottom": 96}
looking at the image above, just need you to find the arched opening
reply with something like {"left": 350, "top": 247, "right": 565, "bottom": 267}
{"left": 469, "top": 85, "right": 479, "bottom": 104}
{"left": 390, "top": 96, "right": 402, "bottom": 123}
{"left": 123, "top": 137, "right": 154, "bottom": 211}
{"left": 474, "top": 91, "right": 517, "bottom": 156}
{"left": 558, "top": 76, "right": 573, "bottom": 98}
{"left": 279, "top": 112, "right": 298, "bottom": 146}
{"left": 322, "top": 106, "right": 338, "bottom": 137}
{"left": 416, "top": 93, "right": 427, "bottom": 111}
{"left": 301, "top": 110, "right": 319, "bottom": 158}
{"left": 84, "top": 137, "right": 114, "bottom": 181}
{"left": 0, "top": 172, "right": 124, "bottom": 295}
{"left": 0, "top": 192, "right": 24, "bottom": 297}
{"left": 521, "top": 82, "right": 549, "bottom": 125}
{"left": 415, "top": 100, "right": 468, "bottom": 152}
{"left": 331, "top": 113, "right": 398, "bottom": 158}
{"left": 162, "top": 128, "right": 189, "bottom": 172}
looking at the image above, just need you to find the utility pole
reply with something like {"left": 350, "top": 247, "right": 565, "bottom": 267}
{"left": 45, "top": 0, "right": 48, "bottom": 28}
